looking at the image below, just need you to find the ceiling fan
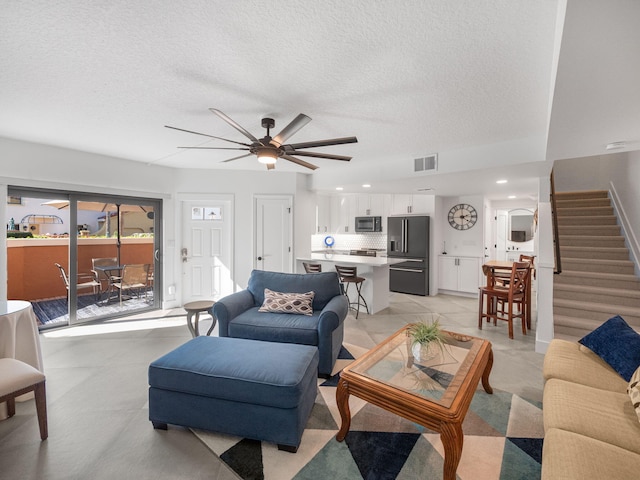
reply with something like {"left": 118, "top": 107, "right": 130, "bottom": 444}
{"left": 165, "top": 109, "right": 358, "bottom": 170}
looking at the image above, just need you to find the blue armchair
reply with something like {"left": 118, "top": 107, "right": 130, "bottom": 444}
{"left": 213, "top": 270, "right": 349, "bottom": 377}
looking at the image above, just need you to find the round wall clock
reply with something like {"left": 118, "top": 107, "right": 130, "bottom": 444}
{"left": 448, "top": 203, "right": 478, "bottom": 230}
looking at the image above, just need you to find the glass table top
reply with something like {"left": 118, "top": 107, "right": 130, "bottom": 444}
{"left": 345, "top": 327, "right": 487, "bottom": 409}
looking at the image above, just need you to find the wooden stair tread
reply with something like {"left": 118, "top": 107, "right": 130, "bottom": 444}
{"left": 554, "top": 313, "right": 640, "bottom": 331}
{"left": 555, "top": 190, "right": 608, "bottom": 199}
{"left": 554, "top": 298, "right": 640, "bottom": 316}
{"left": 557, "top": 269, "right": 640, "bottom": 282}
{"left": 554, "top": 283, "right": 640, "bottom": 298}
{"left": 561, "top": 258, "right": 633, "bottom": 266}
{"left": 560, "top": 246, "right": 628, "bottom": 251}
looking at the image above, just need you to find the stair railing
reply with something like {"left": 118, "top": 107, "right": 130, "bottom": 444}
{"left": 550, "top": 170, "right": 562, "bottom": 274}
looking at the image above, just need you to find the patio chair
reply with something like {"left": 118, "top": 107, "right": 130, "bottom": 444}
{"left": 54, "top": 263, "right": 101, "bottom": 301}
{"left": 109, "top": 264, "right": 150, "bottom": 306}
{"left": 91, "top": 257, "right": 120, "bottom": 301}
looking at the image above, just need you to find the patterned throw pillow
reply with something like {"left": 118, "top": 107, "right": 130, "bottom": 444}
{"left": 258, "top": 288, "right": 315, "bottom": 316}
{"left": 628, "top": 366, "right": 640, "bottom": 424}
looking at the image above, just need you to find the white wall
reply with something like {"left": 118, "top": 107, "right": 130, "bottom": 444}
{"left": 552, "top": 153, "right": 622, "bottom": 191}
{"left": 439, "top": 195, "right": 484, "bottom": 257}
{"left": 553, "top": 151, "right": 640, "bottom": 271}
{"left": 609, "top": 151, "right": 640, "bottom": 273}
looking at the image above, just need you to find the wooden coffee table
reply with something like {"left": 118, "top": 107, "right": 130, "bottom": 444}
{"left": 336, "top": 325, "right": 493, "bottom": 480}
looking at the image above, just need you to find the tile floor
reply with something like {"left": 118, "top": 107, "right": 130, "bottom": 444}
{"left": 0, "top": 292, "right": 544, "bottom": 479}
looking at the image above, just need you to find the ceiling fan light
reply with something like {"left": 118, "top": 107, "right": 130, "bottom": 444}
{"left": 257, "top": 148, "right": 278, "bottom": 164}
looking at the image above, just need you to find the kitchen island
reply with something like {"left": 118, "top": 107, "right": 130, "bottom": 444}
{"left": 296, "top": 252, "right": 403, "bottom": 315}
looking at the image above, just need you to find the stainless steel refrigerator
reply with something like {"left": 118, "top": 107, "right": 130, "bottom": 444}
{"left": 387, "top": 216, "right": 429, "bottom": 295}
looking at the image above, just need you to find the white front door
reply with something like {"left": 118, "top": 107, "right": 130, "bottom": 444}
{"left": 181, "top": 197, "right": 233, "bottom": 304}
{"left": 255, "top": 195, "right": 293, "bottom": 272}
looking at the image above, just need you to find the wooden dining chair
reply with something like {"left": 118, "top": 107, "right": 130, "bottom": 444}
{"left": 519, "top": 254, "right": 536, "bottom": 279}
{"left": 478, "top": 261, "right": 530, "bottom": 339}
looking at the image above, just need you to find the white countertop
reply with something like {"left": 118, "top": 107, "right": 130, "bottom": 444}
{"left": 298, "top": 253, "right": 404, "bottom": 267}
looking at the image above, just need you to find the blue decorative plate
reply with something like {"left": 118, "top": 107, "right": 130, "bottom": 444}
{"left": 324, "top": 235, "right": 335, "bottom": 247}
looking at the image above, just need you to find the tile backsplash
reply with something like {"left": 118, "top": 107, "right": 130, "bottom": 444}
{"left": 311, "top": 233, "right": 387, "bottom": 251}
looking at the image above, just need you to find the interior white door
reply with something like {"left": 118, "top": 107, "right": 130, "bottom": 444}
{"left": 255, "top": 195, "right": 293, "bottom": 272}
{"left": 182, "top": 199, "right": 233, "bottom": 304}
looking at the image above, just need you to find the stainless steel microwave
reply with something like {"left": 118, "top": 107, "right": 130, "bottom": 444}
{"left": 355, "top": 216, "right": 382, "bottom": 232}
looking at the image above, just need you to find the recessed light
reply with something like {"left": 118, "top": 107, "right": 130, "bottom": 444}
{"left": 508, "top": 195, "right": 516, "bottom": 199}
{"left": 496, "top": 179, "right": 508, "bottom": 184}
{"left": 362, "top": 184, "right": 371, "bottom": 188}
{"left": 336, "top": 187, "right": 343, "bottom": 191}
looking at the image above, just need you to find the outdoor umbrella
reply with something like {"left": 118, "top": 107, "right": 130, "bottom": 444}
{"left": 42, "top": 200, "right": 149, "bottom": 266}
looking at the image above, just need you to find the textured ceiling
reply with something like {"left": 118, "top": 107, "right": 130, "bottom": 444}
{"left": 1, "top": 1, "right": 638, "bottom": 200}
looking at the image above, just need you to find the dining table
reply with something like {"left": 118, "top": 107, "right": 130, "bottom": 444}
{"left": 0, "top": 300, "right": 44, "bottom": 420}
{"left": 93, "top": 265, "right": 124, "bottom": 304}
{"left": 481, "top": 260, "right": 532, "bottom": 329}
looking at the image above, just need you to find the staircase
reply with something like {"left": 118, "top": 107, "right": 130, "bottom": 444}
{"left": 553, "top": 190, "right": 640, "bottom": 340}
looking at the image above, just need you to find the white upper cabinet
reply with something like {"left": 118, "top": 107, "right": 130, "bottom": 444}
{"left": 330, "top": 194, "right": 358, "bottom": 233}
{"left": 390, "top": 194, "right": 430, "bottom": 215}
{"left": 316, "top": 194, "right": 331, "bottom": 234}
{"left": 356, "top": 194, "right": 389, "bottom": 217}
{"left": 356, "top": 194, "right": 371, "bottom": 216}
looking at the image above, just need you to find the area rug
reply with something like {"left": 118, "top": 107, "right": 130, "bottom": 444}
{"left": 192, "top": 343, "right": 544, "bottom": 480}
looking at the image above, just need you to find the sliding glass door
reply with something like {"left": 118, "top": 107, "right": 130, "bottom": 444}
{"left": 7, "top": 187, "right": 162, "bottom": 328}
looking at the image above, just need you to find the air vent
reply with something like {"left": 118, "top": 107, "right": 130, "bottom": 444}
{"left": 413, "top": 154, "right": 438, "bottom": 172}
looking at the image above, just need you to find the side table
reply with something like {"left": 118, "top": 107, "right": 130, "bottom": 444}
{"left": 184, "top": 300, "right": 216, "bottom": 337}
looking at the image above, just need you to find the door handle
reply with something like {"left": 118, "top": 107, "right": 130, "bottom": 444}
{"left": 257, "top": 256, "right": 263, "bottom": 261}
{"left": 181, "top": 248, "right": 188, "bottom": 263}
{"left": 154, "top": 249, "right": 160, "bottom": 261}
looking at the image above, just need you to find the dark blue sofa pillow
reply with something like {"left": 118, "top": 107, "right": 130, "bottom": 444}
{"left": 579, "top": 315, "right": 640, "bottom": 382}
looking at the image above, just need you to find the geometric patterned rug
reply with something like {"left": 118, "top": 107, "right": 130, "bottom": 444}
{"left": 193, "top": 343, "right": 544, "bottom": 480}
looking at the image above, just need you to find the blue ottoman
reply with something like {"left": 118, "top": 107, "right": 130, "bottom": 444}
{"left": 148, "top": 336, "right": 318, "bottom": 452}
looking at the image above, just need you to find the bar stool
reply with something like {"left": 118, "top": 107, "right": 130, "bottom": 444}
{"left": 303, "top": 262, "right": 322, "bottom": 273}
{"left": 335, "top": 265, "right": 369, "bottom": 318}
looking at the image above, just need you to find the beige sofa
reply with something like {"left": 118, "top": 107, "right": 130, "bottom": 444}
{"left": 541, "top": 339, "right": 640, "bottom": 479}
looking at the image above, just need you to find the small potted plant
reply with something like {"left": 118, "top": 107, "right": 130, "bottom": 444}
{"left": 407, "top": 318, "right": 448, "bottom": 362}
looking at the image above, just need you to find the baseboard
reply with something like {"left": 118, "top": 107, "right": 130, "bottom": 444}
{"left": 609, "top": 182, "right": 640, "bottom": 276}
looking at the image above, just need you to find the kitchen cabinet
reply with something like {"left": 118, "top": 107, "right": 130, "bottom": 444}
{"left": 438, "top": 256, "right": 481, "bottom": 294}
{"left": 331, "top": 194, "right": 358, "bottom": 233}
{"left": 390, "top": 194, "right": 431, "bottom": 215}
{"left": 355, "top": 194, "right": 389, "bottom": 217}
{"left": 356, "top": 194, "right": 371, "bottom": 216}
{"left": 316, "top": 195, "right": 331, "bottom": 233}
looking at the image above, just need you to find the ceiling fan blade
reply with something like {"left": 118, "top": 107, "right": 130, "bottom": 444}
{"left": 284, "top": 150, "right": 351, "bottom": 161}
{"left": 266, "top": 163, "right": 276, "bottom": 171}
{"left": 271, "top": 114, "right": 311, "bottom": 147}
{"left": 281, "top": 154, "right": 318, "bottom": 170}
{"left": 164, "top": 125, "right": 251, "bottom": 147}
{"left": 222, "top": 153, "right": 253, "bottom": 163}
{"left": 209, "top": 109, "right": 262, "bottom": 145}
{"left": 284, "top": 136, "right": 358, "bottom": 150}
{"left": 178, "top": 147, "right": 250, "bottom": 151}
